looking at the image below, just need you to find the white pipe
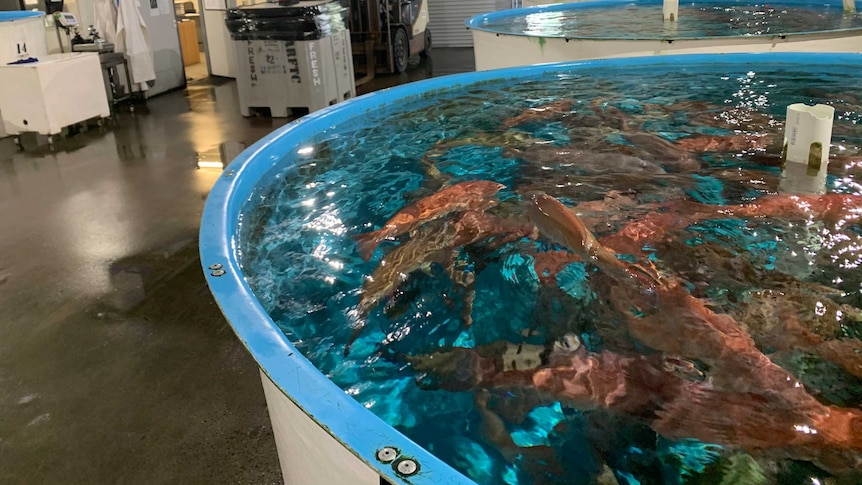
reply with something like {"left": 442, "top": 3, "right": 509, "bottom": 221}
{"left": 780, "top": 158, "right": 829, "bottom": 194}
{"left": 662, "top": 18, "right": 679, "bottom": 36}
{"left": 780, "top": 103, "right": 835, "bottom": 194}
{"left": 663, "top": 0, "right": 679, "bottom": 21}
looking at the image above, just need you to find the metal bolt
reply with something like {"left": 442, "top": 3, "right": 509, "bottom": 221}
{"left": 394, "top": 458, "right": 419, "bottom": 476}
{"left": 208, "top": 263, "right": 223, "bottom": 270}
{"left": 224, "top": 170, "right": 236, "bottom": 177}
{"left": 211, "top": 269, "right": 226, "bottom": 277}
{"left": 376, "top": 447, "right": 398, "bottom": 463}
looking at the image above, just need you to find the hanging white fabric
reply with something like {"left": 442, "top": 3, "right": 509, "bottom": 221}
{"left": 93, "top": 0, "right": 118, "bottom": 45}
{"left": 115, "top": 0, "right": 156, "bottom": 91}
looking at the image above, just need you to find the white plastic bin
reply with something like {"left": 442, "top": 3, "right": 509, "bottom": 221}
{"left": 227, "top": 0, "right": 355, "bottom": 117}
{"left": 0, "top": 53, "right": 110, "bottom": 136}
{"left": 0, "top": 11, "right": 47, "bottom": 66}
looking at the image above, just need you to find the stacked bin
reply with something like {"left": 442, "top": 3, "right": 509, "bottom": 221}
{"left": 0, "top": 11, "right": 48, "bottom": 65}
{"left": 225, "top": 0, "right": 355, "bottom": 117}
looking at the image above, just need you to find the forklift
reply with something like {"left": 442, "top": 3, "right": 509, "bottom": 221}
{"left": 348, "top": 0, "right": 431, "bottom": 83}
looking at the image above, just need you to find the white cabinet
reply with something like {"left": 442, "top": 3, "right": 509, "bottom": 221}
{"left": 0, "top": 52, "right": 110, "bottom": 136}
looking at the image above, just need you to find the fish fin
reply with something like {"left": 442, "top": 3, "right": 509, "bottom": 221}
{"left": 445, "top": 257, "right": 476, "bottom": 329}
{"left": 460, "top": 280, "right": 476, "bottom": 329}
{"left": 350, "top": 230, "right": 383, "bottom": 261}
{"left": 343, "top": 322, "right": 366, "bottom": 357}
{"left": 343, "top": 308, "right": 367, "bottom": 356}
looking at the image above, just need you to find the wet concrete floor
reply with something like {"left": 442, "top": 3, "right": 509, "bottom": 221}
{"left": 0, "top": 49, "right": 473, "bottom": 483}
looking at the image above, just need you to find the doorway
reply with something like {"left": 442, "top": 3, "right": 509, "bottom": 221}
{"left": 174, "top": 0, "right": 209, "bottom": 82}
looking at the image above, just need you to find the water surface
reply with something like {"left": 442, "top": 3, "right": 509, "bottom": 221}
{"left": 239, "top": 61, "right": 862, "bottom": 484}
{"left": 474, "top": 1, "right": 862, "bottom": 38}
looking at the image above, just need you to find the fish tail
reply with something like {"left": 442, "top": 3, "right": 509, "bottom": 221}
{"left": 378, "top": 346, "right": 409, "bottom": 365}
{"left": 653, "top": 385, "right": 809, "bottom": 450}
{"left": 350, "top": 230, "right": 384, "bottom": 261}
{"left": 817, "top": 339, "right": 862, "bottom": 380}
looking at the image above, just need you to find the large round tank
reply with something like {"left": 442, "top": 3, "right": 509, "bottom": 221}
{"left": 466, "top": 0, "right": 862, "bottom": 70}
{"left": 201, "top": 52, "right": 862, "bottom": 485}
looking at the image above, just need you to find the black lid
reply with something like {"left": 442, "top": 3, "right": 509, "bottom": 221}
{"left": 225, "top": 0, "right": 347, "bottom": 40}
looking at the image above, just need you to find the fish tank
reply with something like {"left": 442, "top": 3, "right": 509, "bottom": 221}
{"left": 466, "top": 0, "right": 862, "bottom": 70}
{"left": 201, "top": 52, "right": 862, "bottom": 485}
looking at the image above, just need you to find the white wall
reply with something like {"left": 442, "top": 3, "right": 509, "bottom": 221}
{"left": 202, "top": 2, "right": 234, "bottom": 77}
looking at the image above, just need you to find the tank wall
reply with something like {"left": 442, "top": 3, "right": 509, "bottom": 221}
{"left": 472, "top": 29, "right": 862, "bottom": 70}
{"left": 260, "top": 371, "right": 381, "bottom": 485}
{"left": 523, "top": 0, "right": 583, "bottom": 6}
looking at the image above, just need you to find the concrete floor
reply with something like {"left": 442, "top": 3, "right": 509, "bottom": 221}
{"left": 0, "top": 48, "right": 473, "bottom": 484}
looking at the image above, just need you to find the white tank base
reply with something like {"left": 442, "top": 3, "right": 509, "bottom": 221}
{"left": 523, "top": 0, "right": 580, "bottom": 6}
{"left": 472, "top": 29, "right": 862, "bottom": 70}
{"left": 260, "top": 370, "right": 381, "bottom": 485}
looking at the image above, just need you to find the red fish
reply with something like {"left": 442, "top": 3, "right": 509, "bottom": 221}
{"left": 476, "top": 343, "right": 862, "bottom": 474}
{"left": 599, "top": 193, "right": 862, "bottom": 256}
{"left": 527, "top": 191, "right": 664, "bottom": 307}
{"left": 526, "top": 192, "right": 631, "bottom": 275}
{"left": 345, "top": 210, "right": 535, "bottom": 355}
{"left": 351, "top": 180, "right": 505, "bottom": 261}
{"left": 675, "top": 133, "right": 773, "bottom": 153}
{"left": 502, "top": 99, "right": 574, "bottom": 128}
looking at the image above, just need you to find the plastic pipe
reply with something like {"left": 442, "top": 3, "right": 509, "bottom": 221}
{"left": 663, "top": 0, "right": 679, "bottom": 21}
{"left": 780, "top": 103, "right": 835, "bottom": 194}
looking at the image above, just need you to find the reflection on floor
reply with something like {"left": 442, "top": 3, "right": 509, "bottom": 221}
{"left": 185, "top": 50, "right": 209, "bottom": 82}
{"left": 0, "top": 48, "right": 473, "bottom": 484}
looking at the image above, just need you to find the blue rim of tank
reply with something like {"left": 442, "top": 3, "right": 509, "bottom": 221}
{"left": 466, "top": 0, "right": 862, "bottom": 40}
{"left": 0, "top": 11, "right": 44, "bottom": 21}
{"left": 200, "top": 52, "right": 862, "bottom": 485}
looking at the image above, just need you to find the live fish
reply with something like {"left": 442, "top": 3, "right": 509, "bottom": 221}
{"left": 351, "top": 180, "right": 505, "bottom": 261}
{"left": 526, "top": 191, "right": 627, "bottom": 272}
{"left": 346, "top": 210, "right": 536, "bottom": 355}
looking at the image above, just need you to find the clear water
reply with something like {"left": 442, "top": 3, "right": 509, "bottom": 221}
{"left": 239, "top": 63, "right": 862, "bottom": 484}
{"left": 476, "top": 2, "right": 862, "bottom": 38}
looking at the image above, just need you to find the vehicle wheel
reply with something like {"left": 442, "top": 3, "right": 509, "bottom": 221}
{"left": 392, "top": 27, "right": 409, "bottom": 73}
{"left": 419, "top": 29, "right": 431, "bottom": 58}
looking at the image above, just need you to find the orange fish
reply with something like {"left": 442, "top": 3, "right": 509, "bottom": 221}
{"left": 351, "top": 180, "right": 505, "bottom": 261}
{"left": 502, "top": 99, "right": 574, "bottom": 128}
{"left": 346, "top": 210, "right": 536, "bottom": 355}
{"left": 525, "top": 192, "right": 625, "bottom": 272}
{"left": 675, "top": 133, "right": 773, "bottom": 153}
